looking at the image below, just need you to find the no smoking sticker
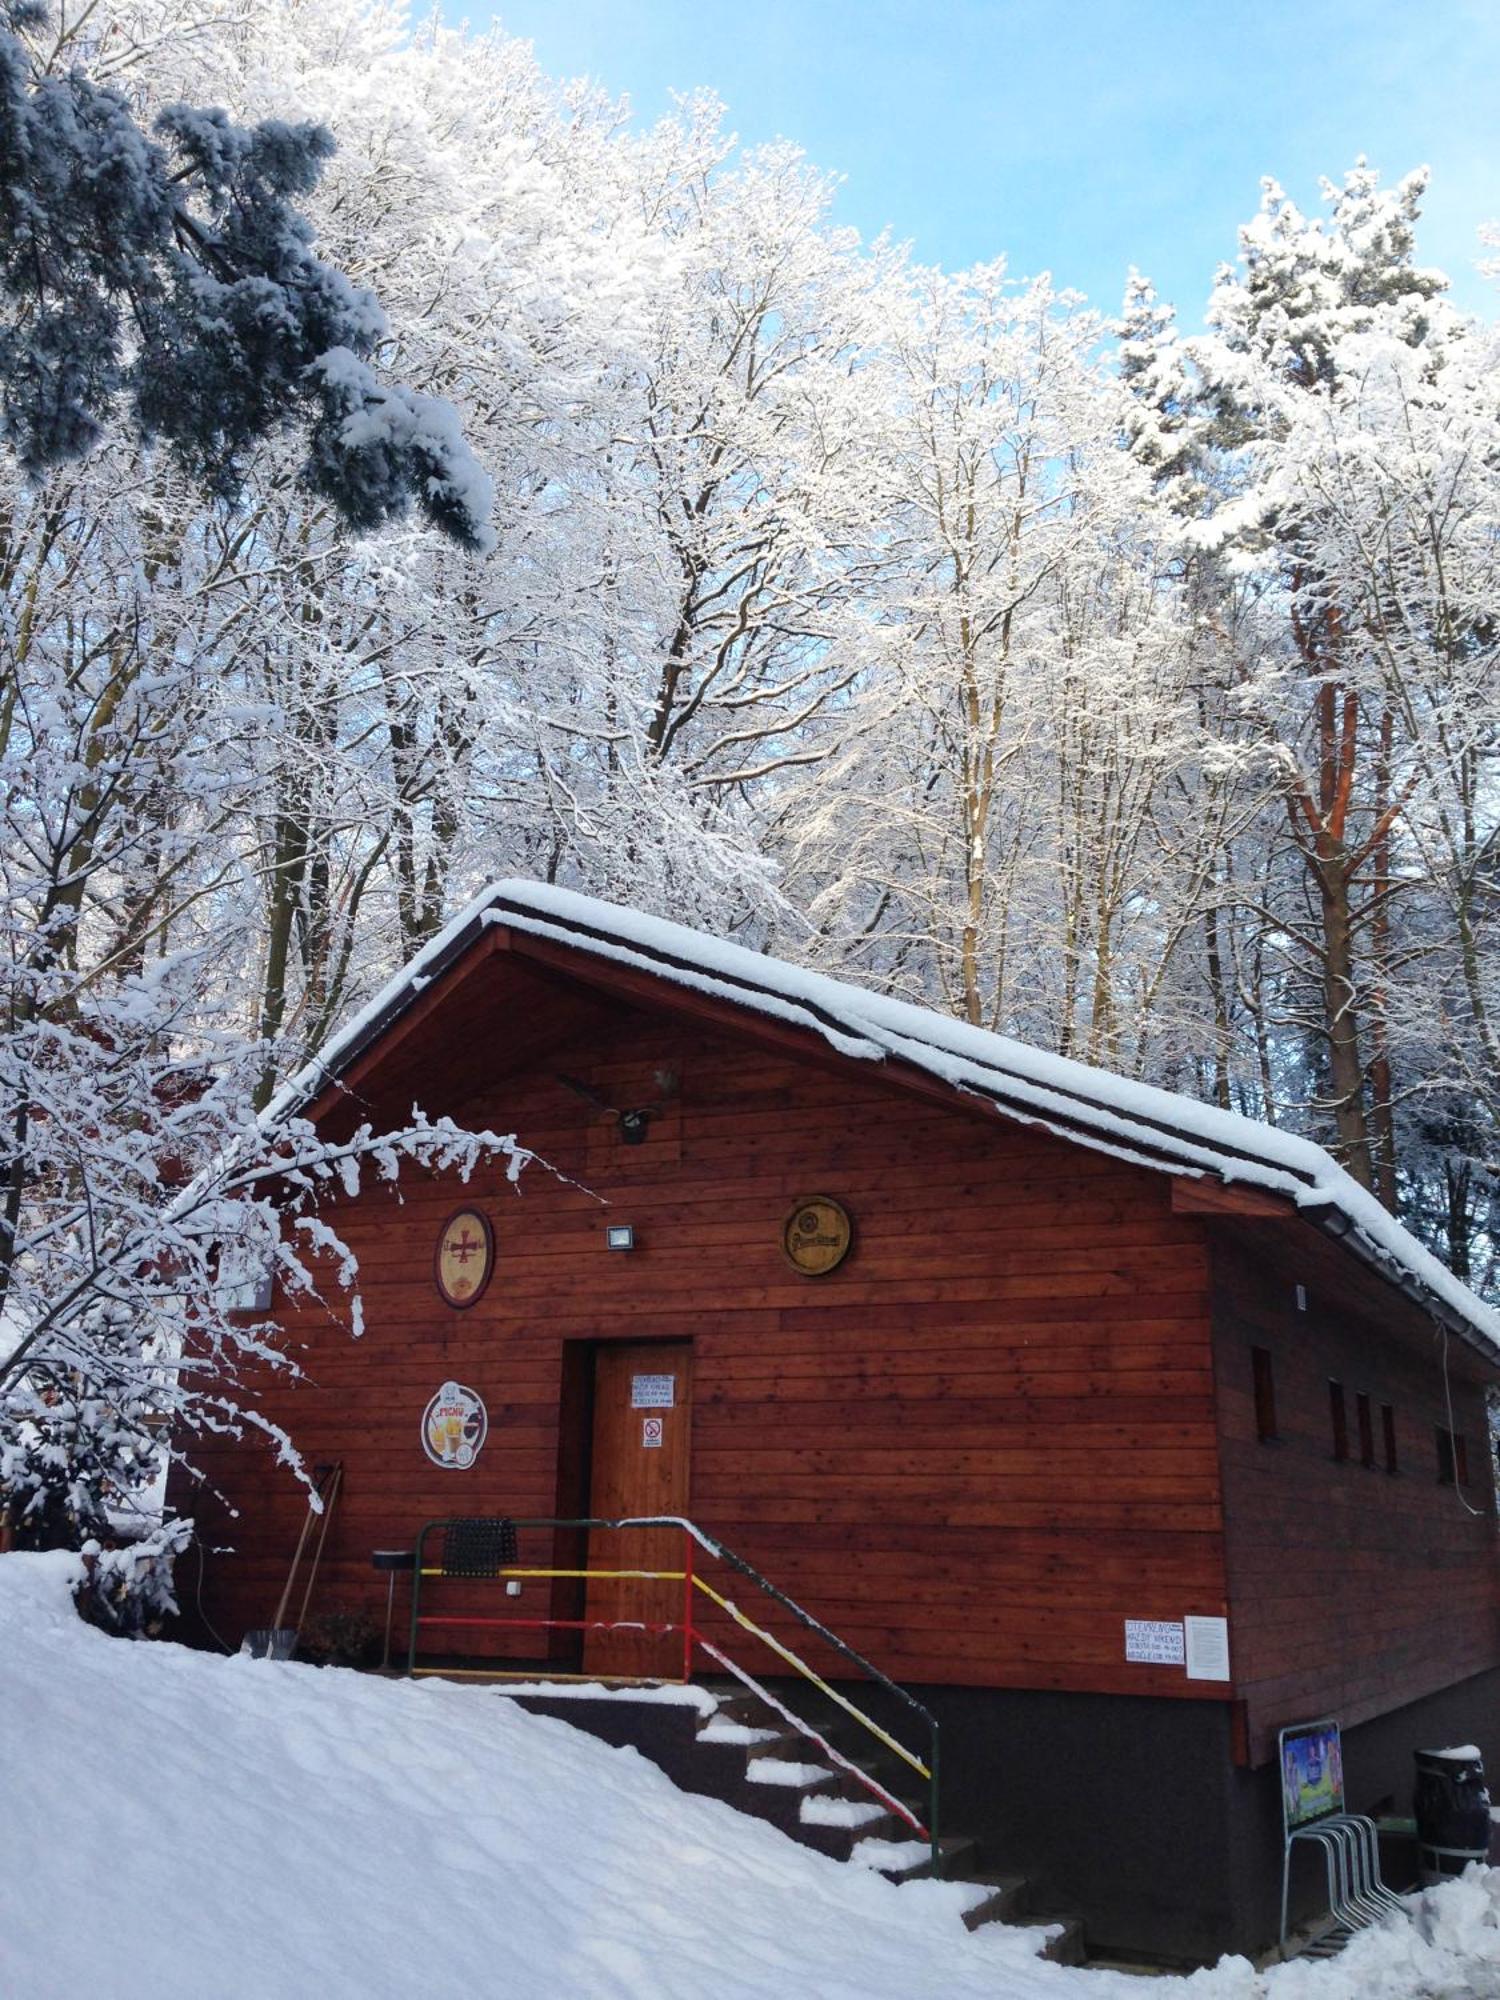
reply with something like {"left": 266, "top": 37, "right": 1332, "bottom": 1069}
{"left": 641, "top": 1416, "right": 664, "bottom": 1449}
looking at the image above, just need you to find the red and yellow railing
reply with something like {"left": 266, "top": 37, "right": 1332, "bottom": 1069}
{"left": 405, "top": 1514, "right": 942, "bottom": 1875}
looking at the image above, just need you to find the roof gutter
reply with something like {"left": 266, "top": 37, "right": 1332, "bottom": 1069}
{"left": 1310, "top": 1203, "right": 1500, "bottom": 1367}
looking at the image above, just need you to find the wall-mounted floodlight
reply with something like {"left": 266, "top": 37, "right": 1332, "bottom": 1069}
{"left": 606, "top": 1224, "right": 635, "bottom": 1251}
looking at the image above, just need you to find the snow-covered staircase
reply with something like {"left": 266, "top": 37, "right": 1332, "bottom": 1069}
{"left": 510, "top": 1681, "right": 1086, "bottom": 1964}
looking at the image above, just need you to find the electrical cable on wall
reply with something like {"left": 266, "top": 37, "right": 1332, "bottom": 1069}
{"left": 1438, "top": 1323, "right": 1486, "bottom": 1520}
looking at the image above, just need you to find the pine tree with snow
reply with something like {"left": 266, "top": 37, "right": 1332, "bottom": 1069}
{"left": 1119, "top": 163, "right": 1497, "bottom": 1210}
{"left": 1, "top": 1301, "right": 161, "bottom": 1548}
{"left": 0, "top": 0, "right": 493, "bottom": 548}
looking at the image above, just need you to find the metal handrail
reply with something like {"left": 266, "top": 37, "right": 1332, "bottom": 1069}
{"left": 406, "top": 1512, "right": 942, "bottom": 1875}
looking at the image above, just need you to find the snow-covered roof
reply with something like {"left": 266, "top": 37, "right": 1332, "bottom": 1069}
{"left": 276, "top": 878, "right": 1500, "bottom": 1363}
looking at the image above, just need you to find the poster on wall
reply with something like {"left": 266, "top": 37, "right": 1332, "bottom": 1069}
{"left": 1279, "top": 1721, "right": 1345, "bottom": 1829}
{"left": 422, "top": 1381, "right": 488, "bottom": 1469}
{"left": 1183, "top": 1614, "right": 1231, "bottom": 1682}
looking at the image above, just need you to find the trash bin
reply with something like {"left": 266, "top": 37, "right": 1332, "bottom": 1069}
{"left": 1414, "top": 1746, "right": 1492, "bottom": 1883}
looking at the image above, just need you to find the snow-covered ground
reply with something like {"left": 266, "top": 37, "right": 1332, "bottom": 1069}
{"left": 3, "top": 1555, "right": 1499, "bottom": 2000}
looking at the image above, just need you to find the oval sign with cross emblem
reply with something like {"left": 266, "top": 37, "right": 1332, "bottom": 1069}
{"left": 434, "top": 1207, "right": 495, "bottom": 1309}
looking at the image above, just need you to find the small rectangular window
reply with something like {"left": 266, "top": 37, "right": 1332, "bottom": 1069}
{"left": 1456, "top": 1433, "right": 1471, "bottom": 1486}
{"left": 1330, "top": 1381, "right": 1348, "bottom": 1462}
{"left": 1252, "top": 1347, "right": 1278, "bottom": 1442}
{"left": 1381, "top": 1404, "right": 1398, "bottom": 1475}
{"left": 1356, "top": 1393, "right": 1374, "bottom": 1467}
{"left": 1437, "top": 1426, "right": 1457, "bottom": 1484}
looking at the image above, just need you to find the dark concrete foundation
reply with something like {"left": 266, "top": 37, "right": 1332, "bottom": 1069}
{"left": 899, "top": 1684, "right": 1243, "bottom": 1965}
{"left": 903, "top": 1669, "right": 1500, "bottom": 1965}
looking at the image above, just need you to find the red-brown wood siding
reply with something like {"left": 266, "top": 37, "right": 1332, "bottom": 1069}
{"left": 1210, "top": 1226, "right": 1500, "bottom": 1763}
{"left": 179, "top": 996, "right": 1230, "bottom": 1698}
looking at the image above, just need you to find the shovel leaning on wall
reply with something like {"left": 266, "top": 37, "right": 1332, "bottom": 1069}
{"left": 240, "top": 1461, "right": 343, "bottom": 1660}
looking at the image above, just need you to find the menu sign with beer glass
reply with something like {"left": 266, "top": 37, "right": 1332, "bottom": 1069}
{"left": 421, "top": 1380, "right": 488, "bottom": 1470}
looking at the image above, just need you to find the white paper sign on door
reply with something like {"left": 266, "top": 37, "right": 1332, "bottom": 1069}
{"left": 632, "top": 1374, "right": 675, "bottom": 1409}
{"left": 1184, "top": 1615, "right": 1231, "bottom": 1682}
{"left": 641, "top": 1416, "right": 664, "bottom": 1448}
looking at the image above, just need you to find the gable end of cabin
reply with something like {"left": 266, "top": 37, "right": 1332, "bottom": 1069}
{"left": 174, "top": 889, "right": 1500, "bottom": 1966}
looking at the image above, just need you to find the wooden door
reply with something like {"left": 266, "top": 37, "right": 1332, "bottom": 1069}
{"left": 583, "top": 1341, "right": 692, "bottom": 1677}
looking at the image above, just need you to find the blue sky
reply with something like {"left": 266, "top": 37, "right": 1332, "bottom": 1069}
{"left": 466, "top": 1, "right": 1499, "bottom": 322}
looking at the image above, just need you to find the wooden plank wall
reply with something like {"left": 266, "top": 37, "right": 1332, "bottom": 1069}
{"left": 182, "top": 1003, "right": 1231, "bottom": 1696}
{"left": 1211, "top": 1229, "right": 1500, "bottom": 1764}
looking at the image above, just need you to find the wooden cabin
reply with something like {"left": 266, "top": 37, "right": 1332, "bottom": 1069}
{"left": 178, "top": 882, "right": 1500, "bottom": 1962}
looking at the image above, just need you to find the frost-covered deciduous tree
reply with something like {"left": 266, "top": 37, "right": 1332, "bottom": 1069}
{"left": 1123, "top": 165, "right": 1500, "bottom": 1214}
{"left": 0, "top": 438, "right": 530, "bottom": 1550}
{"left": 0, "top": 0, "right": 517, "bottom": 1561}
{"left": 1325, "top": 316, "right": 1500, "bottom": 1262}
{"left": 436, "top": 102, "right": 893, "bottom": 934}
{"left": 778, "top": 266, "right": 1107, "bottom": 1027}
{"left": 776, "top": 263, "right": 1239, "bottom": 1087}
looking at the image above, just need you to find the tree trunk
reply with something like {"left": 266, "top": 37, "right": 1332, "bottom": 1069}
{"left": 1366, "top": 708, "right": 1398, "bottom": 1210}
{"left": 1316, "top": 852, "right": 1374, "bottom": 1189}
{"left": 1203, "top": 895, "right": 1233, "bottom": 1112}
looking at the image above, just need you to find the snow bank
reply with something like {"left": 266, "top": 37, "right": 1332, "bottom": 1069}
{"left": 0, "top": 1554, "right": 1052, "bottom": 2000}
{"left": 5, "top": 1554, "right": 1500, "bottom": 1999}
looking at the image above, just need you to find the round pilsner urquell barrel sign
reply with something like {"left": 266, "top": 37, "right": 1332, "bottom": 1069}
{"left": 781, "top": 1196, "right": 853, "bottom": 1276}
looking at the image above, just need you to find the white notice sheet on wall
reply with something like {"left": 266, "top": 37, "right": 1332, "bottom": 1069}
{"left": 1124, "top": 1619, "right": 1185, "bottom": 1666}
{"left": 631, "top": 1374, "right": 676, "bottom": 1409}
{"left": 1184, "top": 1615, "right": 1232, "bottom": 1682}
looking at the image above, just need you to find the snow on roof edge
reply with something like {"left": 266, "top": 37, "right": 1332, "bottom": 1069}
{"left": 272, "top": 877, "right": 1500, "bottom": 1362}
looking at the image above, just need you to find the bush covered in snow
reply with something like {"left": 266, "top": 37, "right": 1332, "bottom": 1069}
{"left": 72, "top": 1519, "right": 192, "bottom": 1638}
